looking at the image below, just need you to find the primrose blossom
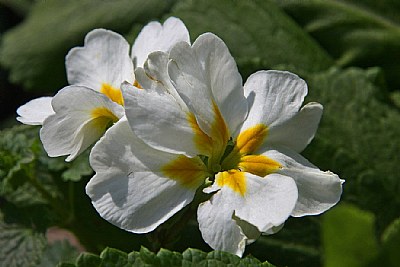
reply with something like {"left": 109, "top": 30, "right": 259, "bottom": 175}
{"left": 86, "top": 33, "right": 344, "bottom": 256}
{"left": 16, "top": 17, "right": 189, "bottom": 161}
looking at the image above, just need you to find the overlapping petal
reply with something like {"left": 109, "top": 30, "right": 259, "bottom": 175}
{"left": 242, "top": 70, "right": 307, "bottom": 130}
{"left": 265, "top": 102, "right": 323, "bottom": 153}
{"left": 86, "top": 119, "right": 207, "bottom": 233}
{"left": 168, "top": 33, "right": 248, "bottom": 140}
{"left": 122, "top": 82, "right": 211, "bottom": 156}
{"left": 16, "top": 97, "right": 54, "bottom": 125}
{"left": 66, "top": 29, "right": 133, "bottom": 94}
{"left": 264, "top": 148, "right": 344, "bottom": 217}
{"left": 40, "top": 86, "right": 124, "bottom": 161}
{"left": 198, "top": 173, "right": 297, "bottom": 256}
{"left": 131, "top": 17, "right": 190, "bottom": 69}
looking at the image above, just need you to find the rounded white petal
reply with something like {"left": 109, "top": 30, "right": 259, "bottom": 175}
{"left": 198, "top": 193, "right": 247, "bottom": 256}
{"left": 234, "top": 173, "right": 298, "bottom": 233}
{"left": 122, "top": 82, "right": 201, "bottom": 157}
{"left": 198, "top": 172, "right": 297, "bottom": 256}
{"left": 66, "top": 29, "right": 133, "bottom": 91}
{"left": 131, "top": 17, "right": 190, "bottom": 68}
{"left": 265, "top": 148, "right": 344, "bottom": 217}
{"left": 168, "top": 33, "right": 248, "bottom": 138}
{"left": 16, "top": 97, "right": 54, "bottom": 125}
{"left": 86, "top": 119, "right": 202, "bottom": 233}
{"left": 40, "top": 86, "right": 124, "bottom": 161}
{"left": 241, "top": 70, "right": 308, "bottom": 134}
{"left": 263, "top": 102, "right": 323, "bottom": 153}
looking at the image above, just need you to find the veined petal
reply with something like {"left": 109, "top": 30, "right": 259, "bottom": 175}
{"left": 168, "top": 33, "right": 248, "bottom": 138}
{"left": 40, "top": 86, "right": 124, "bottom": 161}
{"left": 192, "top": 33, "right": 248, "bottom": 136}
{"left": 140, "top": 51, "right": 187, "bottom": 108}
{"left": 198, "top": 172, "right": 297, "bottom": 256}
{"left": 86, "top": 119, "right": 207, "bottom": 233}
{"left": 16, "top": 97, "right": 54, "bottom": 125}
{"left": 264, "top": 148, "right": 344, "bottom": 217}
{"left": 241, "top": 70, "right": 308, "bottom": 137}
{"left": 264, "top": 102, "right": 323, "bottom": 153}
{"left": 122, "top": 82, "right": 211, "bottom": 156}
{"left": 66, "top": 29, "right": 133, "bottom": 93}
{"left": 131, "top": 17, "right": 190, "bottom": 69}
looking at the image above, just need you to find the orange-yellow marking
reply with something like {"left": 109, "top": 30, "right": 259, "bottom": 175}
{"left": 216, "top": 170, "right": 246, "bottom": 196}
{"left": 101, "top": 83, "right": 124, "bottom": 106}
{"left": 238, "top": 155, "right": 281, "bottom": 177}
{"left": 90, "top": 107, "right": 119, "bottom": 131}
{"left": 133, "top": 80, "right": 143, "bottom": 89}
{"left": 236, "top": 124, "right": 268, "bottom": 155}
{"left": 162, "top": 155, "right": 208, "bottom": 189}
{"left": 187, "top": 113, "right": 213, "bottom": 154}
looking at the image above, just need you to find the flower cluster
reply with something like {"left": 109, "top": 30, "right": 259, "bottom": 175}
{"left": 17, "top": 17, "right": 344, "bottom": 256}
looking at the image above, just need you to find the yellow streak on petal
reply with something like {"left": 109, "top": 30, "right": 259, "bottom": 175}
{"left": 236, "top": 124, "right": 268, "bottom": 155}
{"left": 238, "top": 155, "right": 281, "bottom": 177}
{"left": 162, "top": 155, "right": 208, "bottom": 189}
{"left": 90, "top": 107, "right": 119, "bottom": 131}
{"left": 133, "top": 80, "right": 143, "bottom": 89}
{"left": 211, "top": 101, "right": 230, "bottom": 146}
{"left": 216, "top": 170, "right": 246, "bottom": 196}
{"left": 100, "top": 83, "right": 124, "bottom": 106}
{"left": 187, "top": 112, "right": 213, "bottom": 154}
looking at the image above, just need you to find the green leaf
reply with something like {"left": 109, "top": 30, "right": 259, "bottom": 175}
{"left": 69, "top": 246, "right": 275, "bottom": 266}
{"left": 38, "top": 240, "right": 80, "bottom": 267}
{"left": 61, "top": 150, "right": 93, "bottom": 182}
{"left": 322, "top": 203, "right": 378, "bottom": 267}
{"left": 0, "top": 217, "right": 47, "bottom": 267}
{"left": 0, "top": 0, "right": 174, "bottom": 92}
{"left": 376, "top": 217, "right": 400, "bottom": 266}
{"left": 170, "top": 0, "right": 333, "bottom": 79}
{"left": 303, "top": 67, "right": 400, "bottom": 233}
{"left": 276, "top": 0, "right": 400, "bottom": 89}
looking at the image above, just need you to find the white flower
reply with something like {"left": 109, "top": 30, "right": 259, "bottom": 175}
{"left": 16, "top": 17, "right": 190, "bottom": 161}
{"left": 86, "top": 33, "right": 344, "bottom": 256}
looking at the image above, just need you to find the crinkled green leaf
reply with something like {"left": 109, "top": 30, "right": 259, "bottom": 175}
{"left": 61, "top": 150, "right": 93, "bottom": 182}
{"left": 322, "top": 203, "right": 378, "bottom": 267}
{"left": 38, "top": 240, "right": 80, "bottom": 267}
{"left": 303, "top": 67, "right": 400, "bottom": 233}
{"left": 0, "top": 217, "right": 47, "bottom": 267}
{"left": 276, "top": 0, "right": 400, "bottom": 89}
{"left": 0, "top": 0, "right": 174, "bottom": 92}
{"left": 69, "top": 246, "right": 275, "bottom": 267}
{"left": 170, "top": 0, "right": 333, "bottom": 79}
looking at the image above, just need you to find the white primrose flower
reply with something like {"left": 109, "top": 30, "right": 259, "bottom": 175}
{"left": 86, "top": 33, "right": 344, "bottom": 256}
{"left": 16, "top": 17, "right": 190, "bottom": 161}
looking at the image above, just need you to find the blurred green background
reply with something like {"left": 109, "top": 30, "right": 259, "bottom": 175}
{"left": 1, "top": 0, "right": 400, "bottom": 266}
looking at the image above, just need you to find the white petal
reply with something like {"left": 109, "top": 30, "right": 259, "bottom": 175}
{"left": 86, "top": 119, "right": 204, "bottom": 233}
{"left": 140, "top": 51, "right": 187, "bottom": 108}
{"left": 131, "top": 17, "right": 190, "bottom": 68}
{"left": 241, "top": 70, "right": 308, "bottom": 134}
{"left": 40, "top": 86, "right": 124, "bottom": 161}
{"left": 122, "top": 82, "right": 202, "bottom": 157}
{"left": 16, "top": 97, "right": 54, "bottom": 125}
{"left": 263, "top": 102, "right": 323, "bottom": 153}
{"left": 192, "top": 33, "right": 248, "bottom": 136}
{"left": 198, "top": 172, "right": 297, "bottom": 256}
{"left": 265, "top": 148, "right": 344, "bottom": 217}
{"left": 234, "top": 173, "right": 298, "bottom": 233}
{"left": 198, "top": 193, "right": 247, "bottom": 256}
{"left": 66, "top": 29, "right": 133, "bottom": 91}
{"left": 168, "top": 33, "right": 247, "bottom": 138}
